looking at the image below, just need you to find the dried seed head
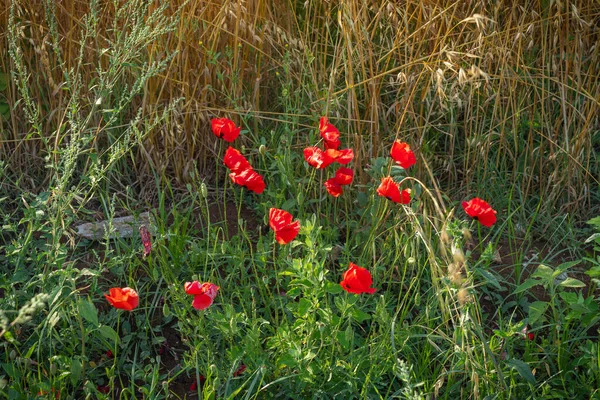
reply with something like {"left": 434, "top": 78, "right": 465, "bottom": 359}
{"left": 452, "top": 247, "right": 465, "bottom": 265}
{"left": 461, "top": 227, "right": 472, "bottom": 242}
{"left": 457, "top": 288, "right": 470, "bottom": 305}
{"left": 440, "top": 229, "right": 451, "bottom": 244}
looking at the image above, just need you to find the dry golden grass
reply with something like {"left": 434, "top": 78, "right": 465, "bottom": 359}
{"left": 1, "top": 0, "right": 599, "bottom": 216}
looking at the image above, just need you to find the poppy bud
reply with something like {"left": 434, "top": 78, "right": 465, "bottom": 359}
{"left": 50, "top": 363, "right": 57, "bottom": 374}
{"left": 9, "top": 350, "right": 16, "bottom": 360}
{"left": 200, "top": 183, "right": 208, "bottom": 199}
{"left": 258, "top": 144, "right": 266, "bottom": 156}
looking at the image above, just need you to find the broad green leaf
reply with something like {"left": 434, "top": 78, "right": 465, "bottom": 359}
{"left": 476, "top": 268, "right": 502, "bottom": 290}
{"left": 78, "top": 299, "right": 98, "bottom": 327}
{"left": 514, "top": 279, "right": 541, "bottom": 294}
{"left": 70, "top": 358, "right": 82, "bottom": 386}
{"left": 532, "top": 264, "right": 554, "bottom": 283}
{"left": 553, "top": 261, "right": 580, "bottom": 277}
{"left": 506, "top": 358, "right": 536, "bottom": 385}
{"left": 559, "top": 278, "right": 585, "bottom": 288}
{"left": 528, "top": 301, "right": 548, "bottom": 324}
{"left": 587, "top": 216, "right": 600, "bottom": 227}
{"left": 98, "top": 325, "right": 119, "bottom": 343}
{"left": 324, "top": 280, "right": 343, "bottom": 295}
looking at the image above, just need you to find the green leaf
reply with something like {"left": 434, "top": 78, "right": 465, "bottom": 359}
{"left": 98, "top": 325, "right": 119, "bottom": 343}
{"left": 324, "top": 280, "right": 343, "bottom": 294}
{"left": 281, "top": 198, "right": 296, "bottom": 210}
{"left": 476, "top": 268, "right": 502, "bottom": 290}
{"left": 78, "top": 299, "right": 99, "bottom": 327}
{"left": 532, "top": 265, "right": 554, "bottom": 284}
{"left": 70, "top": 358, "right": 82, "bottom": 386}
{"left": 553, "top": 261, "right": 580, "bottom": 277}
{"left": 559, "top": 278, "right": 585, "bottom": 288}
{"left": 528, "top": 301, "right": 548, "bottom": 325}
{"left": 0, "top": 103, "right": 9, "bottom": 118}
{"left": 587, "top": 216, "right": 600, "bottom": 227}
{"left": 0, "top": 73, "right": 8, "bottom": 91}
{"left": 351, "top": 308, "right": 371, "bottom": 323}
{"left": 506, "top": 358, "right": 536, "bottom": 385}
{"left": 514, "top": 279, "right": 541, "bottom": 294}
{"left": 296, "top": 298, "right": 311, "bottom": 316}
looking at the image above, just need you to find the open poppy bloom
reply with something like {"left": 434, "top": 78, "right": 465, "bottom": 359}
{"left": 462, "top": 197, "right": 497, "bottom": 227}
{"left": 324, "top": 168, "right": 354, "bottom": 197}
{"left": 304, "top": 147, "right": 335, "bottom": 169}
{"left": 105, "top": 287, "right": 139, "bottom": 311}
{"left": 340, "top": 262, "right": 376, "bottom": 294}
{"left": 229, "top": 168, "right": 265, "bottom": 194}
{"left": 185, "top": 281, "right": 219, "bottom": 310}
{"left": 269, "top": 208, "right": 300, "bottom": 244}
{"left": 319, "top": 117, "right": 341, "bottom": 150}
{"left": 224, "top": 146, "right": 252, "bottom": 172}
{"left": 324, "top": 148, "right": 354, "bottom": 165}
{"left": 212, "top": 118, "right": 241, "bottom": 142}
{"left": 324, "top": 179, "right": 344, "bottom": 197}
{"left": 390, "top": 141, "right": 416, "bottom": 169}
{"left": 376, "top": 176, "right": 411, "bottom": 204}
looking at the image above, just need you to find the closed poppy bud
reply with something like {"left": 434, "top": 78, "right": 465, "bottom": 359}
{"left": 462, "top": 198, "right": 497, "bottom": 227}
{"left": 104, "top": 287, "right": 139, "bottom": 311}
{"left": 106, "top": 350, "right": 114, "bottom": 359}
{"left": 268, "top": 208, "right": 300, "bottom": 244}
{"left": 139, "top": 225, "right": 152, "bottom": 257}
{"left": 233, "top": 364, "right": 246, "bottom": 376}
{"left": 184, "top": 281, "right": 219, "bottom": 310}
{"left": 211, "top": 118, "right": 241, "bottom": 142}
{"left": 200, "top": 182, "right": 208, "bottom": 199}
{"left": 258, "top": 144, "right": 267, "bottom": 156}
{"left": 390, "top": 141, "right": 416, "bottom": 169}
{"left": 340, "top": 262, "right": 377, "bottom": 294}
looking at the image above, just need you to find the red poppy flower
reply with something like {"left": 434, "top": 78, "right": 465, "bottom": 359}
{"left": 224, "top": 146, "right": 252, "bottom": 173}
{"left": 334, "top": 167, "right": 353, "bottom": 185}
{"left": 97, "top": 385, "right": 110, "bottom": 394}
{"left": 139, "top": 225, "right": 152, "bottom": 257}
{"left": 211, "top": 118, "right": 241, "bottom": 142}
{"left": 462, "top": 198, "right": 497, "bottom": 227}
{"left": 185, "top": 281, "right": 219, "bottom": 310}
{"left": 268, "top": 208, "right": 300, "bottom": 244}
{"left": 324, "top": 148, "right": 354, "bottom": 165}
{"left": 324, "top": 179, "right": 344, "bottom": 197}
{"left": 324, "top": 168, "right": 354, "bottom": 197}
{"left": 376, "top": 177, "right": 411, "bottom": 204}
{"left": 390, "top": 141, "right": 416, "bottom": 169}
{"left": 190, "top": 375, "right": 206, "bottom": 391}
{"left": 233, "top": 364, "right": 247, "bottom": 376}
{"left": 229, "top": 168, "right": 265, "bottom": 194}
{"left": 340, "top": 262, "right": 376, "bottom": 294}
{"left": 104, "top": 287, "right": 139, "bottom": 311}
{"left": 106, "top": 350, "right": 114, "bottom": 358}
{"left": 304, "top": 147, "right": 335, "bottom": 169}
{"left": 319, "top": 117, "right": 341, "bottom": 150}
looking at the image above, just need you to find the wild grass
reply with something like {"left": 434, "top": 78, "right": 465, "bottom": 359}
{"left": 1, "top": 0, "right": 599, "bottom": 399}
